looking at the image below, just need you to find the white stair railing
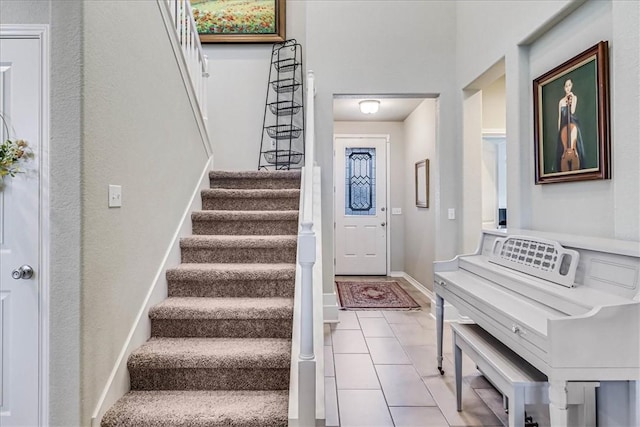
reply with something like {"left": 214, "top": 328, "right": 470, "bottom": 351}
{"left": 298, "top": 70, "right": 317, "bottom": 425}
{"left": 289, "top": 71, "right": 320, "bottom": 426}
{"left": 157, "top": 0, "right": 211, "bottom": 154}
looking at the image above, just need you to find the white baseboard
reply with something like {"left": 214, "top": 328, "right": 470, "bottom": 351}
{"left": 391, "top": 271, "right": 461, "bottom": 321}
{"left": 389, "top": 271, "right": 434, "bottom": 300}
{"left": 90, "top": 157, "right": 213, "bottom": 427}
{"left": 323, "top": 292, "right": 339, "bottom": 323}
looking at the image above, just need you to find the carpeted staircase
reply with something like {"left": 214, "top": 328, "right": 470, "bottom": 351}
{"left": 102, "top": 170, "right": 301, "bottom": 427}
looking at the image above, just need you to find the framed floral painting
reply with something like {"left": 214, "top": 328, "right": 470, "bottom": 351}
{"left": 192, "top": 0, "right": 286, "bottom": 43}
{"left": 533, "top": 41, "right": 610, "bottom": 184}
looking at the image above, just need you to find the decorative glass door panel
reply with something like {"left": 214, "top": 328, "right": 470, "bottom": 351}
{"left": 345, "top": 148, "right": 376, "bottom": 216}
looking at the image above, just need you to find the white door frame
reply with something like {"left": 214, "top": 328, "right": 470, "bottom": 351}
{"left": 334, "top": 134, "right": 391, "bottom": 275}
{"left": 0, "top": 24, "right": 50, "bottom": 425}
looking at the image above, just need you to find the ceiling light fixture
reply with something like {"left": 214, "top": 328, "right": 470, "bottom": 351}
{"left": 359, "top": 100, "right": 380, "bottom": 115}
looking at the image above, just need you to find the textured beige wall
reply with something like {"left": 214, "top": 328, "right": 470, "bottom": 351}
{"left": 403, "top": 100, "right": 437, "bottom": 290}
{"left": 81, "top": 1, "right": 209, "bottom": 423}
{"left": 482, "top": 76, "right": 506, "bottom": 131}
{"left": 0, "top": 0, "right": 49, "bottom": 23}
{"left": 50, "top": 2, "right": 84, "bottom": 424}
{"left": 462, "top": 91, "right": 483, "bottom": 253}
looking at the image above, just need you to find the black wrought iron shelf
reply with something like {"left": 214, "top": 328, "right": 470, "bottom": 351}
{"left": 266, "top": 124, "right": 302, "bottom": 140}
{"left": 270, "top": 78, "right": 301, "bottom": 94}
{"left": 268, "top": 101, "right": 302, "bottom": 116}
{"left": 273, "top": 58, "right": 300, "bottom": 73}
{"left": 262, "top": 150, "right": 303, "bottom": 166}
{"left": 259, "top": 39, "right": 305, "bottom": 170}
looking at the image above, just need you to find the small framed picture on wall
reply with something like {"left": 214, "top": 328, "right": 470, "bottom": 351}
{"left": 415, "top": 159, "right": 429, "bottom": 208}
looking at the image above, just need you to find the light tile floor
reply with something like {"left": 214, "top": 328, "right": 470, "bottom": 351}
{"left": 325, "top": 276, "right": 550, "bottom": 427}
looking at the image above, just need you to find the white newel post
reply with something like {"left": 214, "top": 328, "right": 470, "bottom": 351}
{"left": 298, "top": 221, "right": 316, "bottom": 425}
{"left": 299, "top": 222, "right": 315, "bottom": 361}
{"left": 297, "top": 69, "right": 317, "bottom": 426}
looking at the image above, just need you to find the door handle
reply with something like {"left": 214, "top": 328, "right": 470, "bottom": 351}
{"left": 12, "top": 265, "right": 34, "bottom": 280}
{"left": 381, "top": 222, "right": 386, "bottom": 227}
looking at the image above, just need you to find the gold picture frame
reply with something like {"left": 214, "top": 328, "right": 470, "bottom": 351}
{"left": 193, "top": 0, "right": 286, "bottom": 43}
{"left": 415, "top": 159, "right": 429, "bottom": 208}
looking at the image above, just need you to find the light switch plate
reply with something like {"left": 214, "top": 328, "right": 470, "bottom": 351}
{"left": 109, "top": 185, "right": 122, "bottom": 208}
{"left": 392, "top": 208, "right": 402, "bottom": 215}
{"left": 448, "top": 208, "right": 455, "bottom": 220}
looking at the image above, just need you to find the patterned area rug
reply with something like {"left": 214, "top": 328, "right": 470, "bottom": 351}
{"left": 336, "top": 281, "right": 420, "bottom": 310}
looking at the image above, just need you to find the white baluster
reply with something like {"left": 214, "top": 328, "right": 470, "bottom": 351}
{"left": 202, "top": 54, "right": 209, "bottom": 125}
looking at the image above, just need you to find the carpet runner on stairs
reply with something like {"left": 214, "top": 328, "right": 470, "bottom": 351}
{"left": 102, "top": 170, "right": 300, "bottom": 427}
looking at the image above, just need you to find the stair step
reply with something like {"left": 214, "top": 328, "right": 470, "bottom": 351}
{"left": 180, "top": 235, "right": 297, "bottom": 264}
{"left": 127, "top": 337, "right": 291, "bottom": 391}
{"left": 167, "top": 263, "right": 296, "bottom": 298}
{"left": 149, "top": 297, "right": 293, "bottom": 338}
{"left": 101, "top": 390, "right": 288, "bottom": 427}
{"left": 210, "top": 170, "right": 301, "bottom": 189}
{"left": 202, "top": 188, "right": 300, "bottom": 211}
{"left": 191, "top": 210, "right": 298, "bottom": 236}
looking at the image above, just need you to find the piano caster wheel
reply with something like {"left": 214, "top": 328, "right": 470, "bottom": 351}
{"left": 437, "top": 367, "right": 445, "bottom": 375}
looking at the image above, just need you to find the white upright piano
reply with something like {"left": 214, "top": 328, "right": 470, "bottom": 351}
{"left": 434, "top": 229, "right": 640, "bottom": 426}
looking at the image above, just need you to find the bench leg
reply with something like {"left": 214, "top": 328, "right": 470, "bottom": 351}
{"left": 454, "top": 342, "right": 462, "bottom": 411}
{"left": 508, "top": 388, "right": 525, "bottom": 427}
{"left": 436, "top": 294, "right": 445, "bottom": 375}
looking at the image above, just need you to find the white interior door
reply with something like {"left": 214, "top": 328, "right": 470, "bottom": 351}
{"left": 0, "top": 36, "right": 41, "bottom": 427}
{"left": 335, "top": 136, "right": 387, "bottom": 275}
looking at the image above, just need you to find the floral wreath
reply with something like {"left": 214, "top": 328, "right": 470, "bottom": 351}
{"left": 0, "top": 113, "right": 33, "bottom": 178}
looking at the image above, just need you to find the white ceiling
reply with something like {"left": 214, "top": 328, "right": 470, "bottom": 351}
{"left": 333, "top": 97, "right": 426, "bottom": 122}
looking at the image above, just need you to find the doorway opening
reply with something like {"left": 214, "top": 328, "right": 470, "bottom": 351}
{"left": 332, "top": 95, "right": 437, "bottom": 282}
{"left": 462, "top": 61, "right": 507, "bottom": 252}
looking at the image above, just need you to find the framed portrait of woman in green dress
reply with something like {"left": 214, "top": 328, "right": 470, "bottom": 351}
{"left": 533, "top": 41, "right": 610, "bottom": 184}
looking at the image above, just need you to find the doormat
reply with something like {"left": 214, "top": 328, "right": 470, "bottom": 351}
{"left": 336, "top": 281, "right": 420, "bottom": 310}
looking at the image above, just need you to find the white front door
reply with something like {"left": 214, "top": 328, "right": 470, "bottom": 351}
{"left": 0, "top": 36, "right": 42, "bottom": 427}
{"left": 335, "top": 136, "right": 387, "bottom": 275}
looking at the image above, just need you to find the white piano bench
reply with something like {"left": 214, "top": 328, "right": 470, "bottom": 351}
{"left": 451, "top": 322, "right": 549, "bottom": 427}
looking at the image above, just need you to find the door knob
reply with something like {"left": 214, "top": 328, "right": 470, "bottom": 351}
{"left": 12, "top": 265, "right": 34, "bottom": 280}
{"left": 381, "top": 222, "right": 386, "bottom": 227}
